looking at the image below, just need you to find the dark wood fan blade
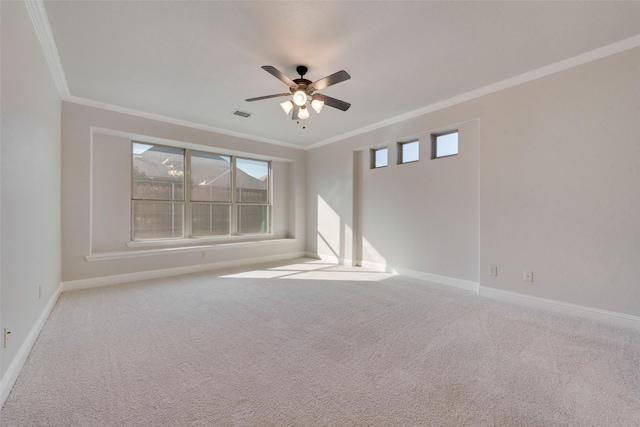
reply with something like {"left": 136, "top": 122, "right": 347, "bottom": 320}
{"left": 262, "top": 66, "right": 297, "bottom": 88}
{"left": 291, "top": 105, "right": 300, "bottom": 120}
{"left": 310, "top": 70, "right": 351, "bottom": 91}
{"left": 312, "top": 93, "right": 351, "bottom": 111}
{"left": 245, "top": 93, "right": 291, "bottom": 102}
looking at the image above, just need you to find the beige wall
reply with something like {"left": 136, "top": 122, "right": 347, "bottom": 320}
{"left": 479, "top": 47, "right": 640, "bottom": 316}
{"left": 61, "top": 102, "right": 306, "bottom": 282}
{"left": 307, "top": 47, "right": 640, "bottom": 317}
{"left": 1, "top": 1, "right": 62, "bottom": 379}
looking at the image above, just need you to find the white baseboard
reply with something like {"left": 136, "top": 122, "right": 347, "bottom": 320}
{"left": 306, "top": 252, "right": 338, "bottom": 264}
{"left": 311, "top": 255, "right": 479, "bottom": 293}
{"left": 280, "top": 253, "right": 640, "bottom": 331}
{"left": 360, "top": 260, "right": 392, "bottom": 272}
{"left": 1, "top": 283, "right": 62, "bottom": 407}
{"left": 479, "top": 286, "right": 640, "bottom": 331}
{"left": 63, "top": 252, "right": 305, "bottom": 292}
{"left": 305, "top": 252, "right": 360, "bottom": 267}
{"left": 393, "top": 267, "right": 479, "bottom": 293}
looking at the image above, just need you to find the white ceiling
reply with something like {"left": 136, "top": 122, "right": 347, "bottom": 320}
{"left": 43, "top": 1, "right": 640, "bottom": 149}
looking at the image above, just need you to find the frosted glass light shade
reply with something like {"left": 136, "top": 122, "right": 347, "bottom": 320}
{"left": 311, "top": 99, "right": 324, "bottom": 114}
{"left": 292, "top": 90, "right": 307, "bottom": 106}
{"left": 280, "top": 100, "right": 293, "bottom": 114}
{"left": 298, "top": 105, "right": 310, "bottom": 119}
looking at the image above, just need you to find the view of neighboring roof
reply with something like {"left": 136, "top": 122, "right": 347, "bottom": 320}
{"left": 133, "top": 144, "right": 268, "bottom": 190}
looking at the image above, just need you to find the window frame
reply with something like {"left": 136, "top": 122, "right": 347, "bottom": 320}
{"left": 188, "top": 150, "right": 232, "bottom": 238}
{"left": 370, "top": 147, "right": 389, "bottom": 169}
{"left": 131, "top": 143, "right": 186, "bottom": 241}
{"left": 397, "top": 139, "right": 420, "bottom": 165}
{"left": 431, "top": 130, "right": 459, "bottom": 159}
{"left": 233, "top": 156, "right": 271, "bottom": 236}
{"left": 131, "top": 142, "right": 271, "bottom": 242}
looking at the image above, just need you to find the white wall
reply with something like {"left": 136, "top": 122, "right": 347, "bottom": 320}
{"left": 307, "top": 47, "right": 640, "bottom": 318}
{"left": 1, "top": 0, "right": 62, "bottom": 388}
{"left": 306, "top": 113, "right": 480, "bottom": 285}
{"left": 61, "top": 102, "right": 306, "bottom": 283}
{"left": 358, "top": 121, "right": 479, "bottom": 282}
{"left": 479, "top": 47, "right": 640, "bottom": 317}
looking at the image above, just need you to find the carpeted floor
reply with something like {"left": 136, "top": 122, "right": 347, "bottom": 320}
{"left": 1, "top": 258, "right": 639, "bottom": 426}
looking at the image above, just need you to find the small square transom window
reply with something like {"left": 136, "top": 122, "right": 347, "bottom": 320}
{"left": 371, "top": 147, "right": 388, "bottom": 169}
{"left": 398, "top": 140, "right": 419, "bottom": 164}
{"left": 431, "top": 131, "right": 459, "bottom": 159}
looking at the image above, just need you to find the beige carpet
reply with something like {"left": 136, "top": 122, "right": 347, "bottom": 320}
{"left": 1, "top": 258, "right": 639, "bottom": 426}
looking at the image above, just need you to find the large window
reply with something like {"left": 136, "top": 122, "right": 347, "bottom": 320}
{"left": 132, "top": 142, "right": 270, "bottom": 240}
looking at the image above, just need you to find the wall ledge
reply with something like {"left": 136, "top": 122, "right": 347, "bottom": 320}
{"left": 87, "top": 238, "right": 298, "bottom": 262}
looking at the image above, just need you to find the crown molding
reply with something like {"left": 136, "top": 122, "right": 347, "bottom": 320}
{"left": 306, "top": 33, "right": 640, "bottom": 151}
{"left": 25, "top": 0, "right": 640, "bottom": 152}
{"left": 24, "top": 0, "right": 70, "bottom": 98}
{"left": 64, "top": 96, "right": 305, "bottom": 151}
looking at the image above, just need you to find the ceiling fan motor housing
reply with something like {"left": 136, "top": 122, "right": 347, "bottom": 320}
{"left": 296, "top": 65, "right": 308, "bottom": 77}
{"left": 292, "top": 79, "right": 312, "bottom": 94}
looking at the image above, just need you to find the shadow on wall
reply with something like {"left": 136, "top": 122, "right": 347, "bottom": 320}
{"left": 316, "top": 195, "right": 388, "bottom": 268}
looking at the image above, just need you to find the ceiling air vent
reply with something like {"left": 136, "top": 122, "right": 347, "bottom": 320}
{"left": 232, "top": 109, "right": 252, "bottom": 118}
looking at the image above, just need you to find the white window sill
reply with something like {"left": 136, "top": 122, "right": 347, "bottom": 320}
{"left": 126, "top": 234, "right": 276, "bottom": 248}
{"left": 86, "top": 237, "right": 297, "bottom": 262}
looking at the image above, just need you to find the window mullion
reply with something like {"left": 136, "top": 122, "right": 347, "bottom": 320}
{"left": 185, "top": 149, "right": 192, "bottom": 238}
{"left": 231, "top": 156, "right": 237, "bottom": 235}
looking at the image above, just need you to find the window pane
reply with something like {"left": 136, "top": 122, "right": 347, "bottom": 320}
{"left": 433, "top": 132, "right": 458, "bottom": 158}
{"left": 372, "top": 148, "right": 388, "bottom": 168}
{"left": 133, "top": 143, "right": 184, "bottom": 200}
{"left": 237, "top": 205, "right": 268, "bottom": 234}
{"left": 191, "top": 203, "right": 230, "bottom": 236}
{"left": 236, "top": 158, "right": 269, "bottom": 203}
{"left": 132, "top": 201, "right": 183, "bottom": 239}
{"left": 191, "top": 152, "right": 231, "bottom": 202}
{"left": 400, "top": 140, "right": 419, "bottom": 163}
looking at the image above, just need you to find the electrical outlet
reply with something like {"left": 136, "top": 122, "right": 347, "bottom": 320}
{"left": 524, "top": 271, "right": 534, "bottom": 282}
{"left": 488, "top": 266, "right": 498, "bottom": 276}
{"left": 201, "top": 251, "right": 207, "bottom": 259}
{"left": 3, "top": 328, "right": 10, "bottom": 348}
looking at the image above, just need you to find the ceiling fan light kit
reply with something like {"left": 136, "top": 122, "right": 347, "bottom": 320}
{"left": 246, "top": 65, "right": 351, "bottom": 128}
{"left": 292, "top": 90, "right": 308, "bottom": 106}
{"left": 280, "top": 100, "right": 294, "bottom": 114}
{"left": 298, "top": 105, "right": 310, "bottom": 120}
{"left": 311, "top": 99, "right": 324, "bottom": 114}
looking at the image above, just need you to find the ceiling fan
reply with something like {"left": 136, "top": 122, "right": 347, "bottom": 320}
{"left": 246, "top": 65, "right": 351, "bottom": 122}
